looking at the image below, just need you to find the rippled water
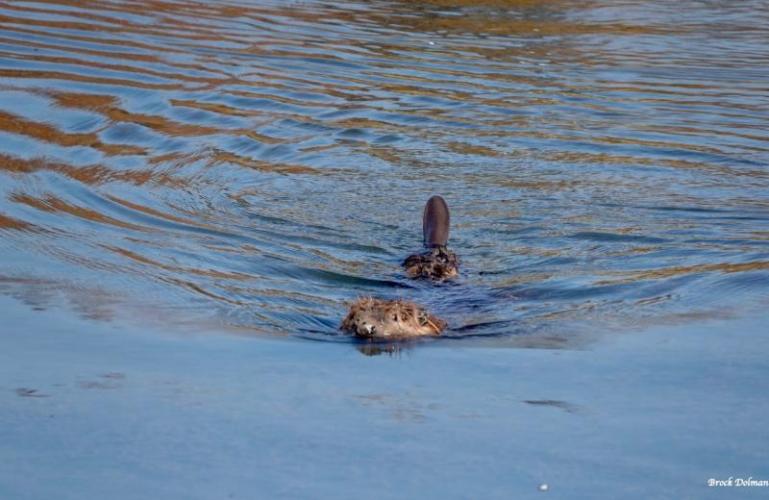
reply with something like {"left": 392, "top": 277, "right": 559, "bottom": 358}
{"left": 1, "top": 0, "right": 768, "bottom": 346}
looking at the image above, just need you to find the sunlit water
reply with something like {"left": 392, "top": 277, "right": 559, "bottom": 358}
{"left": 0, "top": 0, "right": 768, "bottom": 346}
{"left": 2, "top": 2, "right": 769, "bottom": 499}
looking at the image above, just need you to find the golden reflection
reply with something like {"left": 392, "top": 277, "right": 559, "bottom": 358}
{"left": 0, "top": 7, "right": 243, "bottom": 44}
{"left": 496, "top": 178, "right": 579, "bottom": 191}
{"left": 210, "top": 151, "right": 320, "bottom": 175}
{"left": 370, "top": 0, "right": 673, "bottom": 37}
{"left": 159, "top": 276, "right": 246, "bottom": 306}
{"left": 11, "top": 193, "right": 147, "bottom": 231}
{"left": 105, "top": 195, "right": 201, "bottom": 227}
{"left": 597, "top": 261, "right": 769, "bottom": 286}
{"left": 0, "top": 68, "right": 183, "bottom": 90}
{"left": 103, "top": 244, "right": 251, "bottom": 280}
{"left": 446, "top": 141, "right": 501, "bottom": 157}
{"left": 0, "top": 212, "right": 33, "bottom": 231}
{"left": 0, "top": 111, "right": 146, "bottom": 156}
{"left": 0, "top": 154, "right": 180, "bottom": 187}
{"left": 50, "top": 91, "right": 286, "bottom": 145}
{"left": 1, "top": 49, "right": 222, "bottom": 86}
{"left": 170, "top": 99, "right": 251, "bottom": 118}
{"left": 0, "top": 34, "right": 162, "bottom": 65}
{"left": 52, "top": 92, "right": 224, "bottom": 138}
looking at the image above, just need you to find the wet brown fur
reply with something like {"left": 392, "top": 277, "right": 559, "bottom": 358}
{"left": 340, "top": 297, "right": 445, "bottom": 339}
{"left": 403, "top": 245, "right": 459, "bottom": 280}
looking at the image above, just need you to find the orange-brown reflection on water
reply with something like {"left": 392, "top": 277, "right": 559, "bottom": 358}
{"left": 0, "top": 0, "right": 767, "bottom": 345}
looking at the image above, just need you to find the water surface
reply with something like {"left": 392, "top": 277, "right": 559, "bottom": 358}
{"left": 1, "top": 0, "right": 768, "bottom": 343}
{"left": 2, "top": 295, "right": 768, "bottom": 499}
{"left": 1, "top": 1, "right": 769, "bottom": 498}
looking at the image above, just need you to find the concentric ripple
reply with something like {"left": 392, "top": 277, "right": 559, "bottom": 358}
{"left": 1, "top": 0, "right": 768, "bottom": 346}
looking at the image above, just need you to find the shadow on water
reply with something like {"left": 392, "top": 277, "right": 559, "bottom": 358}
{"left": 0, "top": 0, "right": 768, "bottom": 351}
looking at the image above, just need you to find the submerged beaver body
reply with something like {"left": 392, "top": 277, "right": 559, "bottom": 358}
{"left": 340, "top": 195, "right": 458, "bottom": 340}
{"left": 403, "top": 245, "right": 459, "bottom": 280}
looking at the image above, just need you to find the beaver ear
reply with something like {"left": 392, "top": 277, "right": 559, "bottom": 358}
{"left": 423, "top": 195, "right": 450, "bottom": 247}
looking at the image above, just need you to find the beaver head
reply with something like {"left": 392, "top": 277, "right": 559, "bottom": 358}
{"left": 340, "top": 297, "right": 445, "bottom": 339}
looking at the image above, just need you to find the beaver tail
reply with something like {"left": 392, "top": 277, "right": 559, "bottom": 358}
{"left": 422, "top": 195, "right": 450, "bottom": 248}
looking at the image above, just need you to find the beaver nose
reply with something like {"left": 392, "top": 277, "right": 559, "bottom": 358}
{"left": 363, "top": 323, "right": 376, "bottom": 335}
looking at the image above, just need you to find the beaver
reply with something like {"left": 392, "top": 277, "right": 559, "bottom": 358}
{"left": 403, "top": 195, "right": 459, "bottom": 280}
{"left": 341, "top": 297, "right": 445, "bottom": 339}
{"left": 340, "top": 196, "right": 456, "bottom": 340}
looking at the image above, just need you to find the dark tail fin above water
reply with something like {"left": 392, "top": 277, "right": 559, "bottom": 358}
{"left": 422, "top": 195, "right": 450, "bottom": 248}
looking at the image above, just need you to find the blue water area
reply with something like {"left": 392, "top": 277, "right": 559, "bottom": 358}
{"left": 1, "top": 295, "right": 768, "bottom": 499}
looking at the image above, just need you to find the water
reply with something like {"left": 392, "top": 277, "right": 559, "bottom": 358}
{"left": 2, "top": 296, "right": 768, "bottom": 499}
{"left": 1, "top": 0, "right": 767, "bottom": 342}
{"left": 1, "top": 0, "right": 768, "bottom": 497}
